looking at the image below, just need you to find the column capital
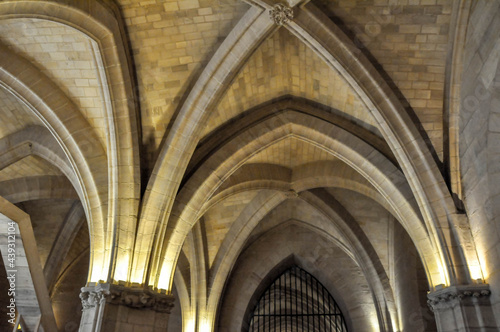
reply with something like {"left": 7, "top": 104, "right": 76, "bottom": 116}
{"left": 80, "top": 283, "right": 175, "bottom": 313}
{"left": 79, "top": 284, "right": 110, "bottom": 309}
{"left": 427, "top": 283, "right": 491, "bottom": 311}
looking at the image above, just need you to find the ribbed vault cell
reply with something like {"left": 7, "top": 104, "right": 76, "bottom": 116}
{"left": 248, "top": 266, "right": 348, "bottom": 332}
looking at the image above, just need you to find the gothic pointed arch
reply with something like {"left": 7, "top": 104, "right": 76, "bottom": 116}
{"left": 156, "top": 110, "right": 445, "bottom": 294}
{"left": 217, "top": 224, "right": 378, "bottom": 331}
{"left": 0, "top": 0, "right": 141, "bottom": 283}
{"left": 0, "top": 43, "right": 109, "bottom": 281}
{"left": 141, "top": 0, "right": 480, "bottom": 297}
{"left": 246, "top": 265, "right": 349, "bottom": 332}
{"left": 132, "top": 7, "right": 277, "bottom": 286}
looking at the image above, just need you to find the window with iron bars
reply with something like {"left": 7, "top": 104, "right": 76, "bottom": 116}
{"left": 247, "top": 266, "right": 348, "bottom": 332}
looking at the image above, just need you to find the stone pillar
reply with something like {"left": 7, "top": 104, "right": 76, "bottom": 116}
{"left": 427, "top": 283, "right": 497, "bottom": 331}
{"left": 0, "top": 198, "right": 58, "bottom": 332}
{"left": 78, "top": 284, "right": 175, "bottom": 332}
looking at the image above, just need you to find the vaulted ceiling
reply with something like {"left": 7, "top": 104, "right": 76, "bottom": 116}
{"left": 1, "top": 0, "right": 496, "bottom": 331}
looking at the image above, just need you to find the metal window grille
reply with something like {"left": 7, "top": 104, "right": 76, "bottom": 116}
{"left": 247, "top": 266, "right": 348, "bottom": 332}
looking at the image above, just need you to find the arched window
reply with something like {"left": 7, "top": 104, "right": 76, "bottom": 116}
{"left": 247, "top": 266, "right": 348, "bottom": 332}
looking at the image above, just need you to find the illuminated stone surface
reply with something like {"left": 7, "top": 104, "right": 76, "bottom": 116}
{"left": 0, "top": 1, "right": 499, "bottom": 331}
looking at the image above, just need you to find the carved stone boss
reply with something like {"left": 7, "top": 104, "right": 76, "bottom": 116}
{"left": 269, "top": 4, "right": 293, "bottom": 26}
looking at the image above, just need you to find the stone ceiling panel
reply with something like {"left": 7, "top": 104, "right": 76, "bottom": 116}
{"left": 0, "top": 155, "right": 62, "bottom": 182}
{"left": 313, "top": 0, "right": 453, "bottom": 160}
{"left": 118, "top": 0, "right": 249, "bottom": 164}
{"left": 17, "top": 199, "right": 77, "bottom": 269}
{"left": 326, "top": 187, "right": 393, "bottom": 277}
{"left": 0, "top": 86, "right": 41, "bottom": 139}
{"left": 203, "top": 28, "right": 380, "bottom": 139}
{"left": 244, "top": 198, "right": 346, "bottom": 251}
{"left": 58, "top": 218, "right": 89, "bottom": 282}
{"left": 246, "top": 136, "right": 338, "bottom": 168}
{"left": 203, "top": 190, "right": 259, "bottom": 267}
{"left": 0, "top": 18, "right": 108, "bottom": 149}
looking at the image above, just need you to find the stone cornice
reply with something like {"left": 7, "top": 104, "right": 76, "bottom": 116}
{"left": 80, "top": 284, "right": 175, "bottom": 314}
{"left": 427, "top": 284, "right": 491, "bottom": 311}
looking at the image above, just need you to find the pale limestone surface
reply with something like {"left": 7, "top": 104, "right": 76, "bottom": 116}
{"left": 0, "top": 0, "right": 498, "bottom": 331}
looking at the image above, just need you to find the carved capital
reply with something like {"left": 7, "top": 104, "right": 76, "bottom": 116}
{"left": 80, "top": 286, "right": 110, "bottom": 310}
{"left": 80, "top": 284, "right": 175, "bottom": 313}
{"left": 427, "top": 284, "right": 491, "bottom": 312}
{"left": 269, "top": 4, "right": 293, "bottom": 26}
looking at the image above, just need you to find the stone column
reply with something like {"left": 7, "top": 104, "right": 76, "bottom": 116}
{"left": 0, "top": 198, "right": 58, "bottom": 332}
{"left": 78, "top": 284, "right": 174, "bottom": 332}
{"left": 427, "top": 283, "right": 497, "bottom": 331}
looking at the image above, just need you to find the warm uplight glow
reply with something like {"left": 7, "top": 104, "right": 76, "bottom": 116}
{"left": 130, "top": 253, "right": 148, "bottom": 284}
{"left": 89, "top": 251, "right": 111, "bottom": 283}
{"left": 157, "top": 260, "right": 175, "bottom": 291}
{"left": 199, "top": 316, "right": 213, "bottom": 332}
{"left": 391, "top": 317, "right": 401, "bottom": 332}
{"left": 181, "top": 314, "right": 213, "bottom": 332}
{"left": 369, "top": 314, "right": 380, "bottom": 331}
{"left": 469, "top": 264, "right": 484, "bottom": 281}
{"left": 130, "top": 270, "right": 143, "bottom": 285}
{"left": 184, "top": 317, "right": 196, "bottom": 332}
{"left": 89, "top": 249, "right": 110, "bottom": 283}
{"left": 89, "top": 248, "right": 133, "bottom": 284}
{"left": 428, "top": 265, "right": 448, "bottom": 290}
{"left": 437, "top": 258, "right": 449, "bottom": 287}
{"left": 113, "top": 254, "right": 131, "bottom": 282}
{"left": 90, "top": 263, "right": 109, "bottom": 283}
{"left": 474, "top": 242, "right": 489, "bottom": 281}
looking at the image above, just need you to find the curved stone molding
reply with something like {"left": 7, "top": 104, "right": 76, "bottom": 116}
{"left": 270, "top": 4, "right": 293, "bottom": 25}
{"left": 133, "top": 7, "right": 276, "bottom": 288}
{"left": 80, "top": 284, "right": 175, "bottom": 313}
{"left": 427, "top": 284, "right": 491, "bottom": 311}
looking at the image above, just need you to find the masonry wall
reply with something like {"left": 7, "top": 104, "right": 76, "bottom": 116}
{"left": 459, "top": 0, "right": 500, "bottom": 325}
{"left": 167, "top": 288, "right": 182, "bottom": 331}
{"left": 392, "top": 219, "right": 436, "bottom": 331}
